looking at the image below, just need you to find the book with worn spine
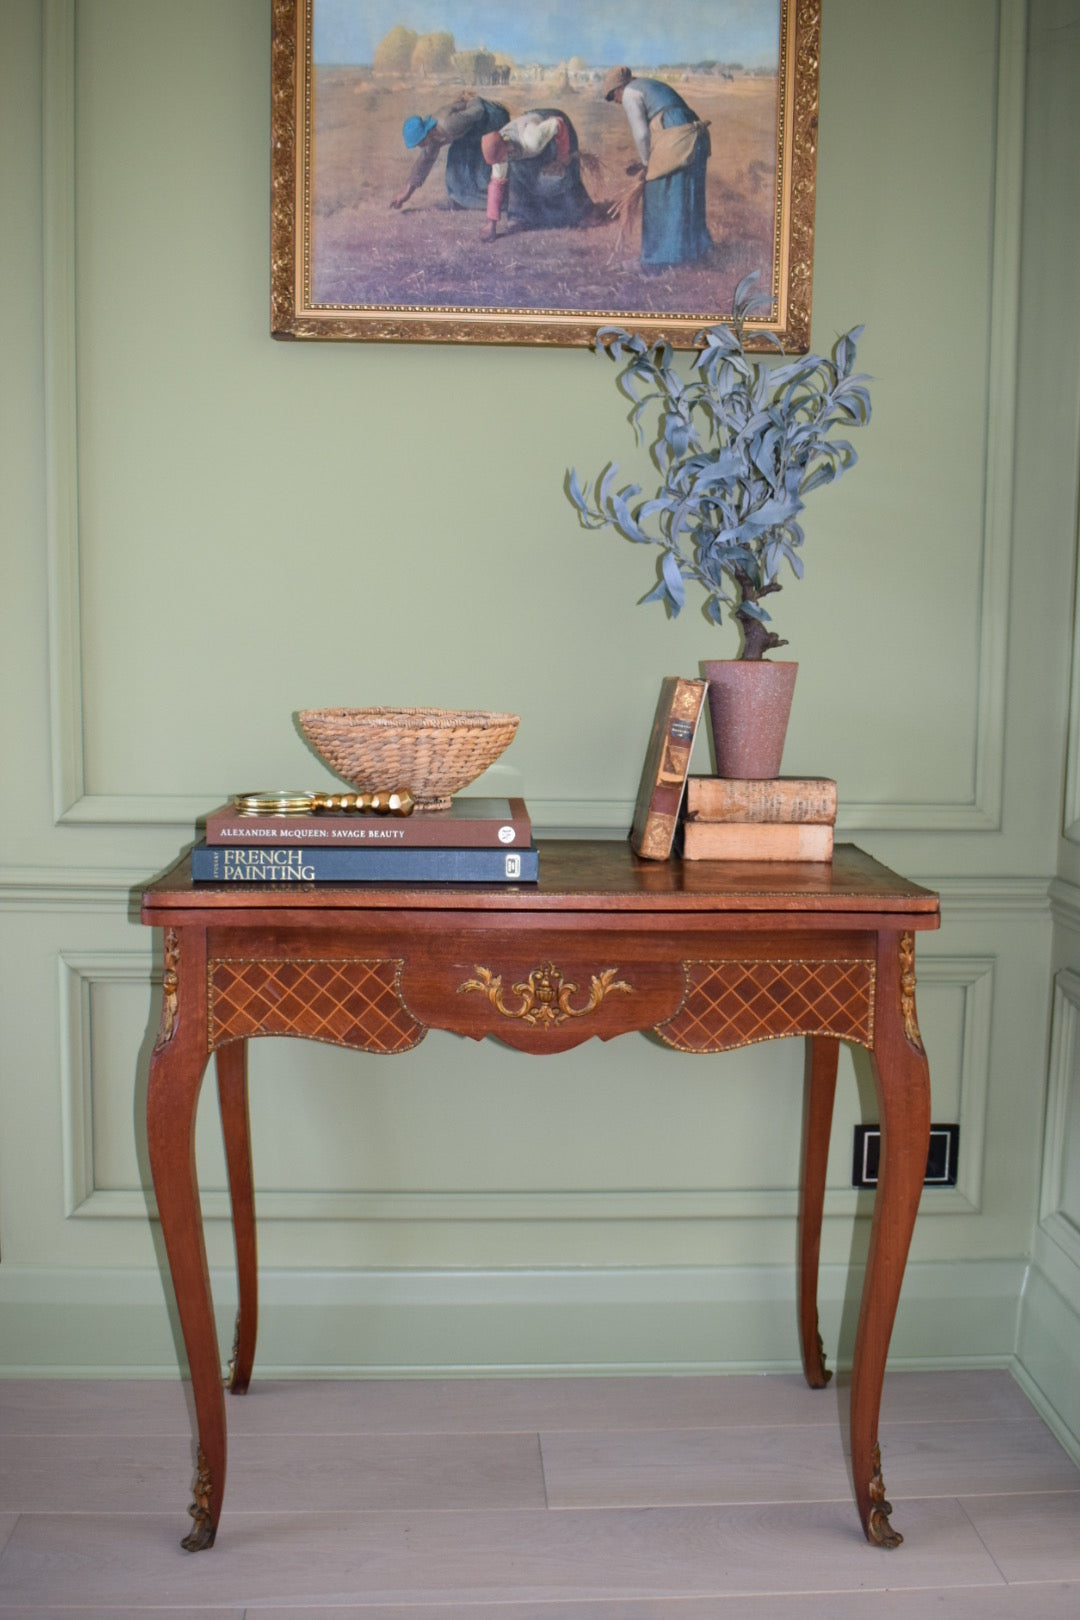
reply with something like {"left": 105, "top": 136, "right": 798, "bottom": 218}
{"left": 191, "top": 840, "right": 539, "bottom": 884}
{"left": 686, "top": 776, "right": 837, "bottom": 824}
{"left": 630, "top": 676, "right": 708, "bottom": 860}
{"left": 204, "top": 795, "right": 531, "bottom": 848}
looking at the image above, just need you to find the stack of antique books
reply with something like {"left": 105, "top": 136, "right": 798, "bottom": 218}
{"left": 190, "top": 796, "right": 537, "bottom": 883}
{"left": 680, "top": 777, "right": 837, "bottom": 862}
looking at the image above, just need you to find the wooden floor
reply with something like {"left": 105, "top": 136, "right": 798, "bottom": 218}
{"left": 1, "top": 1370, "right": 1079, "bottom": 1616}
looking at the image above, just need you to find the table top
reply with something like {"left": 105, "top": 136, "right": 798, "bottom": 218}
{"left": 142, "top": 841, "right": 939, "bottom": 924}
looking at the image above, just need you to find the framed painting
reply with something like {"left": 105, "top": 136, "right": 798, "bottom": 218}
{"left": 271, "top": 0, "right": 821, "bottom": 349}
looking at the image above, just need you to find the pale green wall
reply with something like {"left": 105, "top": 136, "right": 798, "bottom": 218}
{"left": 2, "top": 1, "right": 1078, "bottom": 1436}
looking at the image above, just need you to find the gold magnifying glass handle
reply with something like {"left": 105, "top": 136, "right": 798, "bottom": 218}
{"left": 311, "top": 790, "right": 415, "bottom": 816}
{"left": 233, "top": 789, "right": 415, "bottom": 817}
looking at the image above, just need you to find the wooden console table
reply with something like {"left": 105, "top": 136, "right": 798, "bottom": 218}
{"left": 142, "top": 840, "right": 938, "bottom": 1551}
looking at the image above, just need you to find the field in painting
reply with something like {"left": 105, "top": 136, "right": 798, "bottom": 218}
{"left": 309, "top": 68, "right": 779, "bottom": 321}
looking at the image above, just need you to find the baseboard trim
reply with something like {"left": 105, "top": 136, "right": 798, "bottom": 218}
{"left": 1010, "top": 1356, "right": 1080, "bottom": 1470}
{"left": 0, "top": 1258, "right": 1025, "bottom": 1378}
{"left": 1014, "top": 1258, "right": 1080, "bottom": 1465}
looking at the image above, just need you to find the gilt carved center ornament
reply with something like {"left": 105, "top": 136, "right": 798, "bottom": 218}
{"left": 458, "top": 962, "right": 633, "bottom": 1026}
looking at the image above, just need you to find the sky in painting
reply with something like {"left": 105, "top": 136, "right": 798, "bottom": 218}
{"left": 312, "top": 1, "right": 782, "bottom": 70}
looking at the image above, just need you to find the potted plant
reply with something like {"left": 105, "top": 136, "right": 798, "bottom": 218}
{"left": 568, "top": 274, "right": 871, "bottom": 776}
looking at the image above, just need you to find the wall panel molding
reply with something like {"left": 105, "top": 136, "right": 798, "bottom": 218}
{"left": 41, "top": 0, "right": 1025, "bottom": 832}
{"left": 961, "top": 0, "right": 1027, "bottom": 832}
{"left": 1050, "top": 876, "right": 1080, "bottom": 932}
{"left": 917, "top": 955, "right": 996, "bottom": 1215}
{"left": 58, "top": 948, "right": 157, "bottom": 1218}
{"left": 42, "top": 0, "right": 83, "bottom": 823}
{"left": 1064, "top": 560, "right": 1080, "bottom": 839}
{"left": 1039, "top": 967, "right": 1080, "bottom": 1268}
{"left": 0, "top": 868, "right": 149, "bottom": 910}
{"left": 1064, "top": 452, "right": 1080, "bottom": 837}
{"left": 932, "top": 875, "right": 1049, "bottom": 916}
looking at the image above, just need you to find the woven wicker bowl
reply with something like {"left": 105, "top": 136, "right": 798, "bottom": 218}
{"left": 296, "top": 707, "right": 520, "bottom": 812}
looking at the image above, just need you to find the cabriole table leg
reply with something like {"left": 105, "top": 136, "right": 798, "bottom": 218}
{"left": 146, "top": 925, "right": 225, "bottom": 1552}
{"left": 216, "top": 1039, "right": 258, "bottom": 1395}
{"left": 850, "top": 931, "right": 932, "bottom": 1547}
{"left": 798, "top": 1036, "right": 840, "bottom": 1389}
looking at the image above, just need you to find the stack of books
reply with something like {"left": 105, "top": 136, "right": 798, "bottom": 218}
{"left": 191, "top": 796, "right": 538, "bottom": 883}
{"left": 680, "top": 777, "right": 837, "bottom": 862}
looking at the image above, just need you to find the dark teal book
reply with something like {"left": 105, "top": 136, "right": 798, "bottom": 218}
{"left": 190, "top": 839, "right": 539, "bottom": 884}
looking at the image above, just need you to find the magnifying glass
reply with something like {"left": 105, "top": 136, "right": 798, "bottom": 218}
{"left": 232, "top": 789, "right": 415, "bottom": 816}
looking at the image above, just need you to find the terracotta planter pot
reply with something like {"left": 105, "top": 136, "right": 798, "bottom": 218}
{"left": 702, "top": 659, "right": 798, "bottom": 779}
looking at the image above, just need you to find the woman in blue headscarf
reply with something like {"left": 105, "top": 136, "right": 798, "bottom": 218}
{"left": 390, "top": 94, "right": 509, "bottom": 211}
{"left": 602, "top": 66, "right": 712, "bottom": 268}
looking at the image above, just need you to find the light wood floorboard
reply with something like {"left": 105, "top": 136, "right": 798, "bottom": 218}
{"left": 958, "top": 1490, "right": 1080, "bottom": 1582}
{"left": 212, "top": 1594, "right": 1080, "bottom": 1620}
{"left": 0, "top": 1500, "right": 1007, "bottom": 1606}
{"left": 0, "top": 1367, "right": 1038, "bottom": 1436}
{"left": 5, "top": 1601, "right": 1080, "bottom": 1620}
{"left": 1, "top": 1431, "right": 547, "bottom": 1515}
{"left": 0, "top": 1371, "right": 1077, "bottom": 1615}
{"left": 0, "top": 1612, "right": 244, "bottom": 1619}
{"left": 540, "top": 1417, "right": 1080, "bottom": 1507}
{"left": 0, "top": 1612, "right": 243, "bottom": 1620}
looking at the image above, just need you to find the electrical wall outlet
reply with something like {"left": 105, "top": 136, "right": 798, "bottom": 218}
{"left": 852, "top": 1123, "right": 959, "bottom": 1189}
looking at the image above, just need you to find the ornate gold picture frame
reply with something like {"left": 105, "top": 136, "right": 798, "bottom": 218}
{"left": 271, "top": 0, "right": 820, "bottom": 349}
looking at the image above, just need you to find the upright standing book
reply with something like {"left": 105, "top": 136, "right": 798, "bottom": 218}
{"left": 630, "top": 676, "right": 708, "bottom": 860}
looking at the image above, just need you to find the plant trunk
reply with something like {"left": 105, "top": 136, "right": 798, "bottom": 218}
{"left": 736, "top": 608, "right": 789, "bottom": 661}
{"left": 733, "top": 569, "right": 788, "bottom": 661}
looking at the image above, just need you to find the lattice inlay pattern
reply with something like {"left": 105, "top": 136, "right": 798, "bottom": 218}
{"left": 655, "top": 958, "right": 876, "bottom": 1053}
{"left": 207, "top": 958, "right": 425, "bottom": 1053}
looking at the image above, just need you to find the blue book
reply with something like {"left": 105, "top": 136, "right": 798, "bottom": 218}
{"left": 190, "top": 839, "right": 539, "bottom": 884}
